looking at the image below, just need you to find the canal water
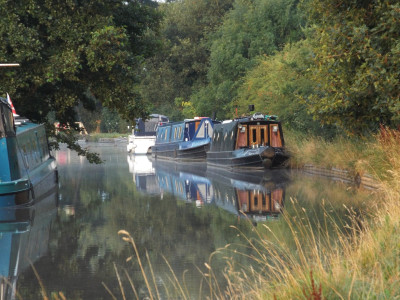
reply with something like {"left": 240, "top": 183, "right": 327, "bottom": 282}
{"left": 2, "top": 143, "right": 375, "bottom": 299}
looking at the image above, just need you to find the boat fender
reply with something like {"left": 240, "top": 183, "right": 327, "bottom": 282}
{"left": 262, "top": 158, "right": 273, "bottom": 169}
{"left": 261, "top": 147, "right": 275, "bottom": 159}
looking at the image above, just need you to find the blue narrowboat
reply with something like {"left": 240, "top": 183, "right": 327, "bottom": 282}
{"left": 0, "top": 97, "right": 57, "bottom": 207}
{"left": 151, "top": 117, "right": 219, "bottom": 161}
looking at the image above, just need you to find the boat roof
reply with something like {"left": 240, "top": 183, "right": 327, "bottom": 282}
{"left": 15, "top": 119, "right": 42, "bottom": 134}
{"left": 158, "top": 117, "right": 212, "bottom": 127}
{"left": 149, "top": 113, "right": 168, "bottom": 118}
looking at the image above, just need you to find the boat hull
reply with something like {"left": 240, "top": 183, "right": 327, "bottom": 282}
{"left": 152, "top": 142, "right": 210, "bottom": 161}
{"left": 127, "top": 135, "right": 156, "bottom": 155}
{"left": 207, "top": 146, "right": 288, "bottom": 169}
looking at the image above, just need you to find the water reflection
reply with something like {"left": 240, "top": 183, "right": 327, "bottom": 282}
{"left": 127, "top": 155, "right": 289, "bottom": 222}
{"left": 9, "top": 144, "right": 375, "bottom": 299}
{"left": 0, "top": 186, "right": 58, "bottom": 299}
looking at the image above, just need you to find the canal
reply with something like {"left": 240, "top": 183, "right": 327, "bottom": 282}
{"left": 2, "top": 143, "right": 376, "bottom": 299}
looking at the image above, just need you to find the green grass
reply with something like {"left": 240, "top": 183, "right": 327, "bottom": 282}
{"left": 284, "top": 128, "right": 391, "bottom": 180}
{"left": 84, "top": 132, "right": 129, "bottom": 142}
{"left": 210, "top": 128, "right": 400, "bottom": 299}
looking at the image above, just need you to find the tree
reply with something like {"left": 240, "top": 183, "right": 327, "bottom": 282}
{"left": 139, "top": 0, "right": 234, "bottom": 120}
{"left": 191, "top": 0, "right": 305, "bottom": 119}
{"left": 0, "top": 0, "right": 162, "bottom": 161}
{"left": 237, "top": 41, "right": 321, "bottom": 132}
{"left": 304, "top": 0, "right": 400, "bottom": 135}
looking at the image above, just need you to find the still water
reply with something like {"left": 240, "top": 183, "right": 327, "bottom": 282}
{"left": 1, "top": 143, "right": 375, "bottom": 299}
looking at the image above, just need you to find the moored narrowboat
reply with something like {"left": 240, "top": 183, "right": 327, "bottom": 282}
{"left": 207, "top": 113, "right": 289, "bottom": 169}
{"left": 151, "top": 117, "right": 219, "bottom": 161}
{"left": 0, "top": 97, "right": 57, "bottom": 207}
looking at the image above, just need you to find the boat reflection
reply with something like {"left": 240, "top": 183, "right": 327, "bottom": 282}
{"left": 0, "top": 185, "right": 58, "bottom": 299}
{"left": 127, "top": 154, "right": 160, "bottom": 195}
{"left": 127, "top": 155, "right": 288, "bottom": 222}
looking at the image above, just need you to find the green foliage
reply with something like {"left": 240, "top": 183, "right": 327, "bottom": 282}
{"left": 0, "top": 2, "right": 161, "bottom": 118}
{"left": 191, "top": 0, "right": 305, "bottom": 119}
{"left": 236, "top": 40, "right": 335, "bottom": 136}
{"left": 100, "top": 107, "right": 129, "bottom": 133}
{"left": 0, "top": 0, "right": 162, "bottom": 160}
{"left": 139, "top": 0, "right": 234, "bottom": 119}
{"left": 304, "top": 0, "right": 400, "bottom": 135}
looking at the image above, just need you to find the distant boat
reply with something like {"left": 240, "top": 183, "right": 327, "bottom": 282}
{"left": 127, "top": 114, "right": 169, "bottom": 155}
{"left": 207, "top": 113, "right": 289, "bottom": 169}
{"left": 151, "top": 117, "right": 220, "bottom": 161}
{"left": 0, "top": 97, "right": 58, "bottom": 207}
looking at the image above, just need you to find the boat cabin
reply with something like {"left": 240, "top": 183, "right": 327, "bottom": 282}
{"left": 235, "top": 121, "right": 283, "bottom": 149}
{"left": 156, "top": 117, "right": 214, "bottom": 144}
{"left": 211, "top": 115, "right": 284, "bottom": 152}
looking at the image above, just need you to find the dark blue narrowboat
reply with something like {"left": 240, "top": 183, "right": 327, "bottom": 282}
{"left": 207, "top": 113, "right": 289, "bottom": 169}
{"left": 151, "top": 117, "right": 219, "bottom": 161}
{"left": 0, "top": 97, "right": 57, "bottom": 207}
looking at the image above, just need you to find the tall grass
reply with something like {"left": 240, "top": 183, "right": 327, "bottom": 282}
{"left": 114, "top": 128, "right": 400, "bottom": 299}
{"left": 284, "top": 129, "right": 382, "bottom": 178}
{"left": 209, "top": 127, "right": 400, "bottom": 299}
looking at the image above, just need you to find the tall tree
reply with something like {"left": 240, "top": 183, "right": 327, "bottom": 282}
{"left": 191, "top": 0, "right": 305, "bottom": 119}
{"left": 139, "top": 0, "right": 234, "bottom": 120}
{"left": 0, "top": 0, "right": 162, "bottom": 160}
{"left": 237, "top": 41, "right": 321, "bottom": 132}
{"left": 305, "top": 0, "right": 400, "bottom": 134}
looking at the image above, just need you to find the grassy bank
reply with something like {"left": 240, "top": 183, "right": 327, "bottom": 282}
{"left": 82, "top": 132, "right": 128, "bottom": 142}
{"left": 284, "top": 129, "right": 393, "bottom": 181}
{"left": 212, "top": 128, "right": 400, "bottom": 299}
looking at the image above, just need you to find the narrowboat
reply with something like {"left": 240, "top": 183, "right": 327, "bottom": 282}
{"left": 207, "top": 113, "right": 289, "bottom": 169}
{"left": 127, "top": 114, "right": 169, "bottom": 155}
{"left": 0, "top": 96, "right": 58, "bottom": 207}
{"left": 151, "top": 117, "right": 219, "bottom": 161}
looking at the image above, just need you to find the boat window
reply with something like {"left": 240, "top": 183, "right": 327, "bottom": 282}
{"left": 261, "top": 128, "right": 265, "bottom": 145}
{"left": 178, "top": 127, "right": 182, "bottom": 139}
{"left": 174, "top": 127, "right": 177, "bottom": 140}
{"left": 165, "top": 128, "right": 169, "bottom": 141}
{"left": 252, "top": 128, "right": 257, "bottom": 144}
{"left": 197, "top": 122, "right": 205, "bottom": 138}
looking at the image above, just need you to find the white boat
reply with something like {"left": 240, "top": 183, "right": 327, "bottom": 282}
{"left": 127, "top": 114, "right": 169, "bottom": 155}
